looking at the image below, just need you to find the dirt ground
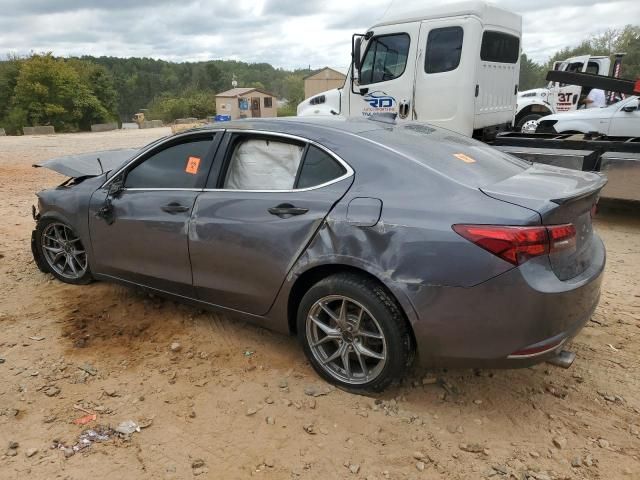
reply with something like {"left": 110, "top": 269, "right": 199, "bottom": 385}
{"left": 0, "top": 129, "right": 639, "bottom": 480}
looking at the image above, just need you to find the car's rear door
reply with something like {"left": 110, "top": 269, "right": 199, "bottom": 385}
{"left": 189, "top": 131, "right": 353, "bottom": 315}
{"left": 89, "top": 132, "right": 220, "bottom": 296}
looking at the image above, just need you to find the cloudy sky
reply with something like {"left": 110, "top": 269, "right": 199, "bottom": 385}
{"left": 0, "top": 0, "right": 637, "bottom": 70}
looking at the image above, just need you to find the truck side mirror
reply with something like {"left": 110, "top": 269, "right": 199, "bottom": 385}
{"left": 354, "top": 37, "right": 362, "bottom": 72}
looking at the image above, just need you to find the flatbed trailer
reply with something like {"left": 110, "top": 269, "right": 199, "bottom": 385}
{"left": 492, "top": 70, "right": 640, "bottom": 202}
{"left": 493, "top": 132, "right": 640, "bottom": 202}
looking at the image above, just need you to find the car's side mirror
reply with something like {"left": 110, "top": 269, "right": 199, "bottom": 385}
{"left": 108, "top": 178, "right": 124, "bottom": 197}
{"left": 622, "top": 103, "right": 639, "bottom": 113}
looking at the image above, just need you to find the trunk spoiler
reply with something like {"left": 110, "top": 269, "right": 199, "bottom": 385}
{"left": 480, "top": 163, "right": 607, "bottom": 217}
{"left": 33, "top": 148, "right": 139, "bottom": 178}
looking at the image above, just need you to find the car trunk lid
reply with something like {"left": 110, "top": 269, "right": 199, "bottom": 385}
{"left": 481, "top": 163, "right": 607, "bottom": 280}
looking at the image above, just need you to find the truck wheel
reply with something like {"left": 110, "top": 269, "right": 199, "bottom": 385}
{"left": 516, "top": 114, "right": 543, "bottom": 133}
{"left": 297, "top": 273, "right": 413, "bottom": 393}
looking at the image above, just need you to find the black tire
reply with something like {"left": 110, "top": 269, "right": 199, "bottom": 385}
{"left": 297, "top": 273, "right": 413, "bottom": 393}
{"left": 516, "top": 113, "right": 543, "bottom": 132}
{"left": 33, "top": 217, "right": 93, "bottom": 285}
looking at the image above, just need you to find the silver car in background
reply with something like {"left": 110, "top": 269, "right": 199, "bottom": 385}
{"left": 32, "top": 117, "right": 606, "bottom": 392}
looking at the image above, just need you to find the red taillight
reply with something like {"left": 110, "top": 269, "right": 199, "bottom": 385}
{"left": 547, "top": 223, "right": 576, "bottom": 253}
{"left": 453, "top": 223, "right": 576, "bottom": 266}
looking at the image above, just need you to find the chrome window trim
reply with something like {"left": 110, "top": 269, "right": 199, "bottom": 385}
{"left": 206, "top": 129, "right": 354, "bottom": 193}
{"left": 101, "top": 129, "right": 225, "bottom": 189}
{"left": 123, "top": 188, "right": 203, "bottom": 192}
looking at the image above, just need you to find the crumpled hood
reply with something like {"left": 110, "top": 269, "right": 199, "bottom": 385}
{"left": 33, "top": 148, "right": 139, "bottom": 177}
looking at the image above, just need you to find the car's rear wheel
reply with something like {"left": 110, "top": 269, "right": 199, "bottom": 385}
{"left": 34, "top": 218, "right": 93, "bottom": 285}
{"left": 297, "top": 273, "right": 413, "bottom": 393}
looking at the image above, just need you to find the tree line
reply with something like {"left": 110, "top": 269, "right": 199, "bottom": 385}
{"left": 0, "top": 25, "right": 637, "bottom": 134}
{"left": 0, "top": 54, "right": 307, "bottom": 134}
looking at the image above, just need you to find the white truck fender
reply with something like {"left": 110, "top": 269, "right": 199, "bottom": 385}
{"left": 515, "top": 98, "right": 553, "bottom": 117}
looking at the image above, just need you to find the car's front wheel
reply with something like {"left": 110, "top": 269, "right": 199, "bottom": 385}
{"left": 297, "top": 273, "right": 413, "bottom": 393}
{"left": 33, "top": 218, "right": 93, "bottom": 285}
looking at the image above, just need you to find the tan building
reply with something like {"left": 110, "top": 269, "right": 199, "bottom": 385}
{"left": 215, "top": 88, "right": 277, "bottom": 120}
{"left": 304, "top": 67, "right": 346, "bottom": 99}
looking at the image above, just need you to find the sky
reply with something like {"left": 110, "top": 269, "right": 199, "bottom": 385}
{"left": 0, "top": 0, "right": 637, "bottom": 71}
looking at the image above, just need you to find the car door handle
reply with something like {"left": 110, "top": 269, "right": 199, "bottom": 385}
{"left": 268, "top": 203, "right": 309, "bottom": 217}
{"left": 161, "top": 203, "right": 190, "bottom": 213}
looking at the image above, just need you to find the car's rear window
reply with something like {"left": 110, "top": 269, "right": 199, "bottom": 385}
{"left": 359, "top": 125, "right": 529, "bottom": 188}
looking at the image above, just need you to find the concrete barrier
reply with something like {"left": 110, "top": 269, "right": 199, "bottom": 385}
{"left": 140, "top": 120, "right": 164, "bottom": 129}
{"left": 91, "top": 122, "right": 118, "bottom": 132}
{"left": 0, "top": 128, "right": 5, "bottom": 136}
{"left": 23, "top": 126, "right": 55, "bottom": 135}
{"left": 175, "top": 117, "right": 199, "bottom": 124}
{"left": 121, "top": 122, "right": 138, "bottom": 130}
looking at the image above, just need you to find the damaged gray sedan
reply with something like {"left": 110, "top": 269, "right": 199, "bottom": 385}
{"left": 32, "top": 117, "right": 606, "bottom": 392}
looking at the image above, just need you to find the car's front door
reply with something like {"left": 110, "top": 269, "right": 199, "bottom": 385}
{"left": 608, "top": 98, "right": 640, "bottom": 136}
{"left": 189, "top": 132, "right": 353, "bottom": 315}
{"left": 89, "top": 132, "right": 220, "bottom": 296}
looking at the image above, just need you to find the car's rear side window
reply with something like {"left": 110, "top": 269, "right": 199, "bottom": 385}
{"left": 223, "top": 138, "right": 305, "bottom": 190}
{"left": 296, "top": 145, "right": 346, "bottom": 189}
{"left": 125, "top": 138, "right": 213, "bottom": 189}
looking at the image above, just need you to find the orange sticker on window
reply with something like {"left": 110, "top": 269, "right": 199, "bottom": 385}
{"left": 453, "top": 153, "right": 476, "bottom": 164}
{"left": 185, "top": 156, "right": 201, "bottom": 174}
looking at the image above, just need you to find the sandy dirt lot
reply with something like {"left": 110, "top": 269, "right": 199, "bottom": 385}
{"left": 0, "top": 129, "right": 639, "bottom": 480}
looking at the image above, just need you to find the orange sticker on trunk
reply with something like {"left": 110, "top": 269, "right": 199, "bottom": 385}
{"left": 185, "top": 156, "right": 201, "bottom": 174}
{"left": 453, "top": 153, "right": 476, "bottom": 164}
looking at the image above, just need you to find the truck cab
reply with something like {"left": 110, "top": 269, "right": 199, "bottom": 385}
{"left": 297, "top": 1, "right": 522, "bottom": 140}
{"left": 515, "top": 55, "right": 611, "bottom": 132}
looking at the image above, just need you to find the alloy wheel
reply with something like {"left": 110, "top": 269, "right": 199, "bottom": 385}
{"left": 41, "top": 222, "right": 88, "bottom": 280}
{"left": 306, "top": 295, "right": 387, "bottom": 385}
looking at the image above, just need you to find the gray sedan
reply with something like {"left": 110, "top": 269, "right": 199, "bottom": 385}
{"left": 32, "top": 117, "right": 606, "bottom": 392}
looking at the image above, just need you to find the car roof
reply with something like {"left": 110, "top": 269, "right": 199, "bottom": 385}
{"left": 189, "top": 115, "right": 392, "bottom": 136}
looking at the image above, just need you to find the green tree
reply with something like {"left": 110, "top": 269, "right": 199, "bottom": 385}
{"left": 12, "top": 54, "right": 111, "bottom": 132}
{"left": 519, "top": 53, "right": 546, "bottom": 90}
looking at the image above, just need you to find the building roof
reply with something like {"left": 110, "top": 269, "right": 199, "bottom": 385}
{"left": 215, "top": 87, "right": 276, "bottom": 98}
{"left": 304, "top": 67, "right": 346, "bottom": 81}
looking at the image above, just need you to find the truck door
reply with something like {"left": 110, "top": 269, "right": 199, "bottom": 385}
{"left": 412, "top": 17, "right": 477, "bottom": 136}
{"left": 349, "top": 23, "right": 421, "bottom": 121}
{"left": 553, "top": 55, "right": 591, "bottom": 113}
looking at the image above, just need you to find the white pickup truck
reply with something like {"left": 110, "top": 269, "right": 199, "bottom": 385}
{"left": 514, "top": 55, "right": 616, "bottom": 132}
{"left": 297, "top": 1, "right": 522, "bottom": 140}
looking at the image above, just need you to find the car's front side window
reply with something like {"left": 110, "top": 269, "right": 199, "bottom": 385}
{"left": 125, "top": 138, "right": 213, "bottom": 189}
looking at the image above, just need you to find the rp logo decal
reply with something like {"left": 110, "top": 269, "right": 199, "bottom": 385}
{"left": 363, "top": 91, "right": 396, "bottom": 108}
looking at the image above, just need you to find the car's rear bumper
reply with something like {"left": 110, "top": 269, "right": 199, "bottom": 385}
{"left": 408, "top": 234, "right": 605, "bottom": 368}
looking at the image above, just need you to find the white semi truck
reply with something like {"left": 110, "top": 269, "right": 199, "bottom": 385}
{"left": 297, "top": 1, "right": 522, "bottom": 140}
{"left": 514, "top": 54, "right": 624, "bottom": 132}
